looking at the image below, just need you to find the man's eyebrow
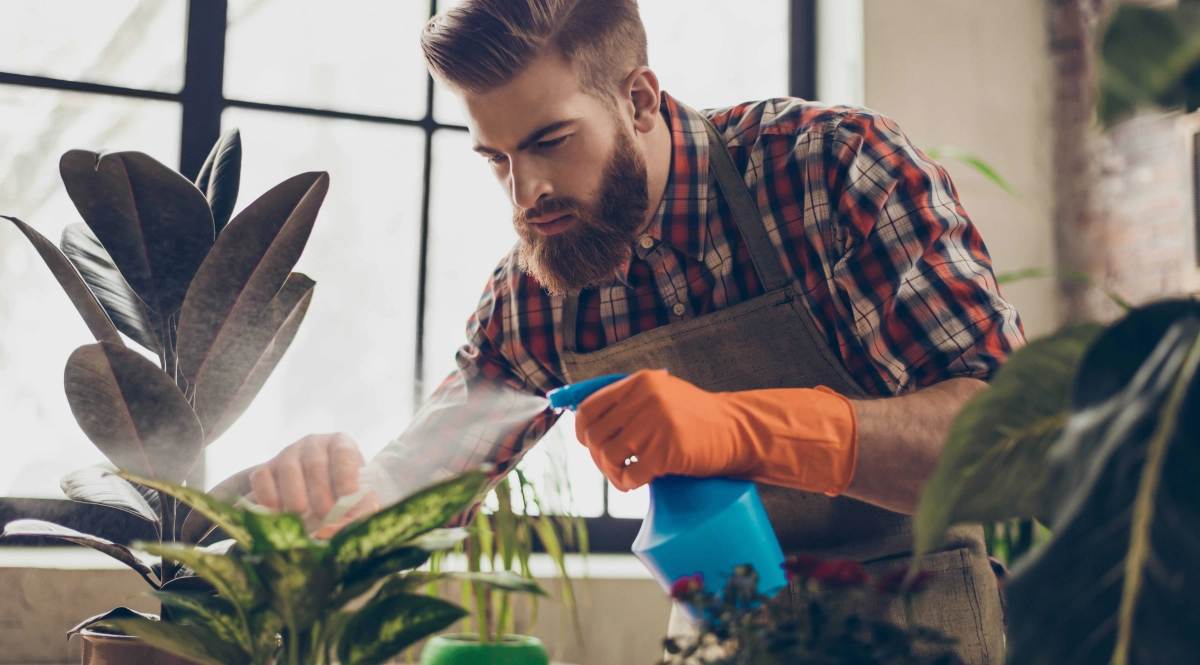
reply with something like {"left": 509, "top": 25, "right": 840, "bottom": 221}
{"left": 472, "top": 119, "right": 579, "bottom": 155}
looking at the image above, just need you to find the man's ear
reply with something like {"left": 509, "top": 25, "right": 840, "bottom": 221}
{"left": 623, "top": 66, "right": 661, "bottom": 134}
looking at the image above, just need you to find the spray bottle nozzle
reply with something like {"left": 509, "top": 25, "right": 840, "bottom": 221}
{"left": 546, "top": 373, "right": 629, "bottom": 411}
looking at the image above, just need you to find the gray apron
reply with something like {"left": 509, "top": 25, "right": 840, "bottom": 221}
{"left": 558, "top": 119, "right": 1004, "bottom": 664}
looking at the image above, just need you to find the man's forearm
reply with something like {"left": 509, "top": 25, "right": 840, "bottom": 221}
{"left": 842, "top": 377, "right": 987, "bottom": 514}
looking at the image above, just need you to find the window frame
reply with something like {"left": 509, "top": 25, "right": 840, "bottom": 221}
{"left": 0, "top": 0, "right": 816, "bottom": 553}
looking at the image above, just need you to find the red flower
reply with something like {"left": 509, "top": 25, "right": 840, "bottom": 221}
{"left": 811, "top": 559, "right": 869, "bottom": 588}
{"left": 782, "top": 554, "right": 824, "bottom": 582}
{"left": 875, "top": 568, "right": 935, "bottom": 596}
{"left": 670, "top": 573, "right": 704, "bottom": 600}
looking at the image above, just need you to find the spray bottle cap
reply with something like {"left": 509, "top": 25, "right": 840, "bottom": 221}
{"left": 546, "top": 373, "right": 629, "bottom": 410}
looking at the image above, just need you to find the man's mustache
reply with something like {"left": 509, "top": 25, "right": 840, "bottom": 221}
{"left": 515, "top": 197, "right": 585, "bottom": 224}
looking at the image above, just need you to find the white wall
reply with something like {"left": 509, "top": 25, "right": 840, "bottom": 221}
{"left": 862, "top": 0, "right": 1060, "bottom": 337}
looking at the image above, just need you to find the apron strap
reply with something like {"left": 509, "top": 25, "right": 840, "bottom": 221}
{"left": 561, "top": 115, "right": 790, "bottom": 352}
{"left": 701, "top": 117, "right": 789, "bottom": 292}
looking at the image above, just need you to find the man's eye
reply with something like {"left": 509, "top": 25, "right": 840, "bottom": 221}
{"left": 536, "top": 136, "right": 568, "bottom": 150}
{"left": 486, "top": 153, "right": 507, "bottom": 164}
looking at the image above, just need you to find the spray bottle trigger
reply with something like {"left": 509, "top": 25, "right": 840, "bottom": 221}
{"left": 546, "top": 373, "right": 630, "bottom": 411}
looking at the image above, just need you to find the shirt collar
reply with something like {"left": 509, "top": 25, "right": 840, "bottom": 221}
{"left": 614, "top": 92, "right": 711, "bottom": 284}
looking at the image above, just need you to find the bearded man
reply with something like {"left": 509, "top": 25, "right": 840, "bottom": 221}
{"left": 249, "top": 1, "right": 1021, "bottom": 660}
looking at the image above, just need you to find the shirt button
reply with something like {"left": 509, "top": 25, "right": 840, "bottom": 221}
{"left": 672, "top": 303, "right": 686, "bottom": 316}
{"left": 638, "top": 235, "right": 655, "bottom": 250}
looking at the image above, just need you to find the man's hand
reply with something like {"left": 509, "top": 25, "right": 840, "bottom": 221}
{"left": 249, "top": 433, "right": 379, "bottom": 535}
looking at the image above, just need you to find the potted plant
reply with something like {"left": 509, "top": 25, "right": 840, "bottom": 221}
{"left": 419, "top": 472, "right": 578, "bottom": 665}
{"left": 656, "top": 558, "right": 955, "bottom": 665}
{"left": 83, "top": 468, "right": 545, "bottom": 665}
{"left": 1, "top": 129, "right": 330, "bottom": 662}
{"left": 914, "top": 298, "right": 1200, "bottom": 664}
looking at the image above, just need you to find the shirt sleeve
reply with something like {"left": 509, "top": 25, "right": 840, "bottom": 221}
{"left": 370, "top": 265, "right": 558, "bottom": 506}
{"left": 803, "top": 109, "right": 1026, "bottom": 395}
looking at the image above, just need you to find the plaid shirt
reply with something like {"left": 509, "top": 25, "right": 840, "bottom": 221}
{"left": 373, "top": 93, "right": 1025, "bottom": 500}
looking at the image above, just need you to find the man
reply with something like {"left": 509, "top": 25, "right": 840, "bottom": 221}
{"left": 250, "top": 0, "right": 1022, "bottom": 661}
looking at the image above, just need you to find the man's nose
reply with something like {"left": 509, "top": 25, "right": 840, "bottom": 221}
{"left": 509, "top": 159, "right": 553, "bottom": 211}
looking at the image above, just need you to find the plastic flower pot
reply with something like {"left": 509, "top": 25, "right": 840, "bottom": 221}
{"left": 419, "top": 634, "right": 549, "bottom": 665}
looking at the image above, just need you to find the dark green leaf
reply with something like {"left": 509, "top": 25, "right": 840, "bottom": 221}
{"left": 139, "top": 541, "right": 261, "bottom": 608}
{"left": 1099, "top": 4, "right": 1200, "bottom": 127}
{"left": 60, "top": 464, "right": 159, "bottom": 523}
{"left": 1, "top": 519, "right": 157, "bottom": 586}
{"left": 192, "top": 272, "right": 315, "bottom": 444}
{"left": 194, "top": 128, "right": 242, "bottom": 234}
{"left": 148, "top": 590, "right": 249, "bottom": 652}
{"left": 330, "top": 471, "right": 486, "bottom": 578}
{"left": 65, "top": 343, "right": 203, "bottom": 483}
{"left": 124, "top": 471, "right": 253, "bottom": 547}
{"left": 2, "top": 215, "right": 122, "bottom": 345}
{"left": 97, "top": 616, "right": 248, "bottom": 665}
{"left": 60, "top": 223, "right": 163, "bottom": 353}
{"left": 378, "top": 570, "right": 545, "bottom": 601}
{"left": 67, "top": 606, "right": 156, "bottom": 638}
{"left": 913, "top": 323, "right": 1104, "bottom": 558}
{"left": 243, "top": 510, "right": 311, "bottom": 553}
{"left": 1007, "top": 316, "right": 1200, "bottom": 665}
{"left": 337, "top": 594, "right": 467, "bottom": 665}
{"left": 59, "top": 150, "right": 215, "bottom": 319}
{"left": 332, "top": 547, "right": 434, "bottom": 608}
{"left": 176, "top": 172, "right": 327, "bottom": 394}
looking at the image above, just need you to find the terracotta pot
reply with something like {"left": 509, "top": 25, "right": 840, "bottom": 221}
{"left": 78, "top": 630, "right": 205, "bottom": 665}
{"left": 419, "top": 634, "right": 550, "bottom": 665}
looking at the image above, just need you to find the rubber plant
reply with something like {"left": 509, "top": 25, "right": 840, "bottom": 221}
{"left": 1, "top": 129, "right": 328, "bottom": 629}
{"left": 81, "top": 469, "right": 544, "bottom": 665}
{"left": 914, "top": 299, "right": 1200, "bottom": 665}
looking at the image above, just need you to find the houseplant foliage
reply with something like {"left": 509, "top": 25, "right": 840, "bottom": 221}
{"left": 88, "top": 469, "right": 544, "bottom": 665}
{"left": 1, "top": 129, "right": 328, "bottom": 616}
{"left": 914, "top": 299, "right": 1200, "bottom": 665}
{"left": 1099, "top": 0, "right": 1200, "bottom": 127}
{"left": 658, "top": 559, "right": 956, "bottom": 665}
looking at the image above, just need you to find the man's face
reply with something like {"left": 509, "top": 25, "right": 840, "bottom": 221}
{"left": 461, "top": 53, "right": 649, "bottom": 295}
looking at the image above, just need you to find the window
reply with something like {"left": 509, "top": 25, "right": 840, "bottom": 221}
{"left": 1, "top": 0, "right": 798, "bottom": 551}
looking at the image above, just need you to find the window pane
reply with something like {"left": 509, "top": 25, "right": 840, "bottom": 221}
{"left": 225, "top": 0, "right": 430, "bottom": 120}
{"left": 0, "top": 86, "right": 180, "bottom": 498}
{"left": 0, "top": 1, "right": 186, "bottom": 92}
{"left": 640, "top": 0, "right": 789, "bottom": 110}
{"left": 205, "top": 109, "right": 424, "bottom": 488}
{"left": 607, "top": 482, "right": 651, "bottom": 519}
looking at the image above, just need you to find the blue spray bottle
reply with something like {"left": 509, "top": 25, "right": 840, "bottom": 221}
{"left": 547, "top": 373, "right": 787, "bottom": 618}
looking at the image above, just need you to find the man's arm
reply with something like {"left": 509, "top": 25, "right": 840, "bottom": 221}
{"left": 845, "top": 376, "right": 986, "bottom": 514}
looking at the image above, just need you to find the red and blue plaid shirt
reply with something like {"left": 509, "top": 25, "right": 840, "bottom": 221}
{"left": 373, "top": 93, "right": 1025, "bottom": 500}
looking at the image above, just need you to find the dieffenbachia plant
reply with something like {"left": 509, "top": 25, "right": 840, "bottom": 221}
{"left": 90, "top": 470, "right": 543, "bottom": 665}
{"left": 2, "top": 129, "right": 326, "bottom": 601}
{"left": 914, "top": 299, "right": 1200, "bottom": 665}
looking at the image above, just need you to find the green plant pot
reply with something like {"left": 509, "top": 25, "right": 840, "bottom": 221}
{"left": 419, "top": 634, "right": 549, "bottom": 665}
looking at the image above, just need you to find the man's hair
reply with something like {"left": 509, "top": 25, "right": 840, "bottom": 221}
{"left": 421, "top": 0, "right": 648, "bottom": 96}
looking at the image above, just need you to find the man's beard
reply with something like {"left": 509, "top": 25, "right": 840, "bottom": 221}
{"left": 513, "top": 127, "right": 649, "bottom": 296}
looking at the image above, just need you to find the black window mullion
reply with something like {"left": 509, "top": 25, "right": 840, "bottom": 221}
{"left": 179, "top": 0, "right": 228, "bottom": 180}
{"left": 414, "top": 0, "right": 441, "bottom": 410}
{"left": 789, "top": 0, "right": 818, "bottom": 100}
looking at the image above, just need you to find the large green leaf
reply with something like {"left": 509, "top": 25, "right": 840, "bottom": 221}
{"left": 67, "top": 606, "right": 157, "bottom": 638}
{"left": 378, "top": 570, "right": 545, "bottom": 602}
{"left": 175, "top": 172, "right": 328, "bottom": 392}
{"left": 1007, "top": 315, "right": 1200, "bottom": 665}
{"left": 192, "top": 272, "right": 315, "bottom": 444}
{"left": 257, "top": 548, "right": 335, "bottom": 631}
{"left": 97, "top": 616, "right": 248, "bottom": 665}
{"left": 148, "top": 590, "right": 250, "bottom": 652}
{"left": 64, "top": 343, "right": 203, "bottom": 483}
{"left": 330, "top": 471, "right": 486, "bottom": 578}
{"left": 1, "top": 519, "right": 157, "bottom": 586}
{"left": 140, "top": 541, "right": 262, "bottom": 609}
{"left": 59, "top": 150, "right": 215, "bottom": 320}
{"left": 194, "top": 128, "right": 242, "bottom": 235}
{"left": 1099, "top": 3, "right": 1200, "bottom": 127}
{"left": 60, "top": 464, "right": 159, "bottom": 523}
{"left": 123, "top": 471, "right": 253, "bottom": 547}
{"left": 243, "top": 510, "right": 311, "bottom": 553}
{"left": 60, "top": 223, "right": 163, "bottom": 354}
{"left": 337, "top": 594, "right": 468, "bottom": 665}
{"left": 179, "top": 467, "right": 255, "bottom": 545}
{"left": 2, "top": 215, "right": 122, "bottom": 345}
{"left": 913, "top": 323, "right": 1104, "bottom": 558}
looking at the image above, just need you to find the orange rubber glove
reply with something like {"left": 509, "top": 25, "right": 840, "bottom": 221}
{"left": 574, "top": 369, "right": 858, "bottom": 494}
